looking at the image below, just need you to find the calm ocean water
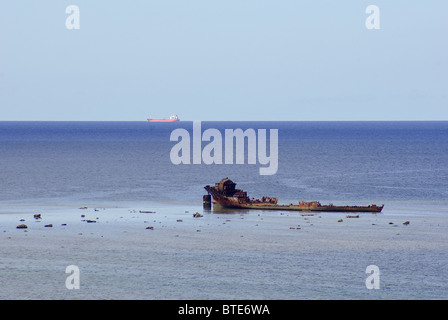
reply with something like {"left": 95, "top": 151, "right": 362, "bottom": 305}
{"left": 1, "top": 121, "right": 447, "bottom": 300}
{"left": 1, "top": 121, "right": 447, "bottom": 206}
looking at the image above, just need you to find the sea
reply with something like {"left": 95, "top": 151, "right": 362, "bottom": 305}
{"left": 0, "top": 121, "right": 447, "bottom": 300}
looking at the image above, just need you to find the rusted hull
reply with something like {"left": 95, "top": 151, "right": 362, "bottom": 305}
{"left": 219, "top": 203, "right": 383, "bottom": 212}
{"left": 204, "top": 179, "right": 384, "bottom": 213}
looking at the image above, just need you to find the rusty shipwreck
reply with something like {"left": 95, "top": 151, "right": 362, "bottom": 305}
{"left": 204, "top": 178, "right": 384, "bottom": 212}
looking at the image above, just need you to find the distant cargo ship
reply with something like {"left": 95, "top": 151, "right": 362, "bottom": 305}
{"left": 204, "top": 178, "right": 384, "bottom": 212}
{"left": 147, "top": 115, "right": 179, "bottom": 122}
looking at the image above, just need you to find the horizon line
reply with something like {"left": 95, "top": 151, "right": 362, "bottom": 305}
{"left": 1, "top": 119, "right": 447, "bottom": 122}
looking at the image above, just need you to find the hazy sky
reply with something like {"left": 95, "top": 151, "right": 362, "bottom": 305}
{"left": 0, "top": 1, "right": 447, "bottom": 121}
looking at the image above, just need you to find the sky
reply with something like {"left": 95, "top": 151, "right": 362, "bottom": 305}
{"left": 0, "top": 1, "right": 447, "bottom": 121}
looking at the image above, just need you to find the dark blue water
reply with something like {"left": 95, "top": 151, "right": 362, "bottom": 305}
{"left": 1, "top": 121, "right": 448, "bottom": 300}
{"left": 1, "top": 121, "right": 447, "bottom": 206}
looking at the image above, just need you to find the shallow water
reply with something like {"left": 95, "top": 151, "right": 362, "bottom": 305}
{"left": 0, "top": 201, "right": 447, "bottom": 299}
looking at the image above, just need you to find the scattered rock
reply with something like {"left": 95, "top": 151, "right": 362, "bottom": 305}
{"left": 34, "top": 214, "right": 42, "bottom": 219}
{"left": 176, "top": 219, "right": 183, "bottom": 222}
{"left": 338, "top": 219, "right": 343, "bottom": 222}
{"left": 81, "top": 214, "right": 85, "bottom": 218}
{"left": 79, "top": 206, "right": 88, "bottom": 210}
{"left": 16, "top": 224, "right": 28, "bottom": 229}
{"left": 346, "top": 214, "right": 359, "bottom": 218}
{"left": 20, "top": 219, "right": 25, "bottom": 222}
{"left": 86, "top": 220, "right": 96, "bottom": 223}
{"left": 139, "top": 210, "right": 155, "bottom": 213}
{"left": 193, "top": 212, "right": 203, "bottom": 218}
{"left": 44, "top": 224, "right": 53, "bottom": 228}
{"left": 403, "top": 221, "right": 410, "bottom": 225}
{"left": 146, "top": 226, "right": 154, "bottom": 230}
